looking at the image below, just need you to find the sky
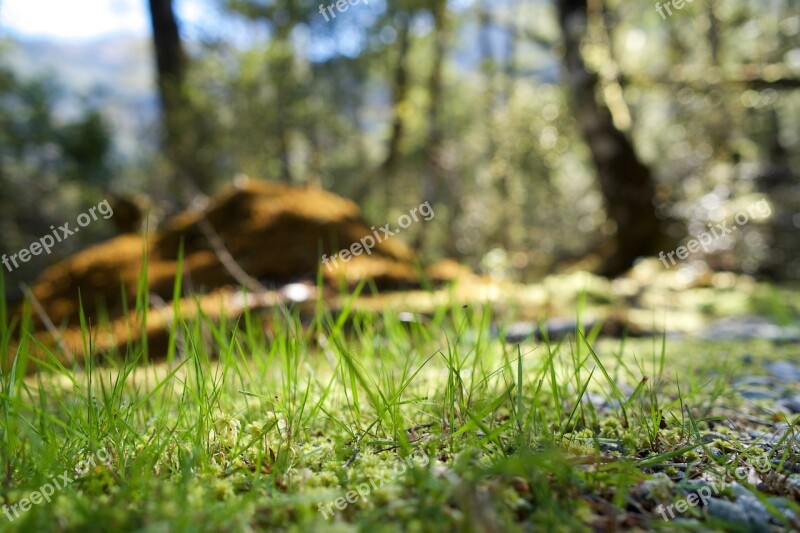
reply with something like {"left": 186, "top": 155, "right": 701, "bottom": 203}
{"left": 0, "top": 0, "right": 380, "bottom": 64}
{"left": 0, "top": 0, "right": 204, "bottom": 41}
{"left": 0, "top": 0, "right": 468, "bottom": 64}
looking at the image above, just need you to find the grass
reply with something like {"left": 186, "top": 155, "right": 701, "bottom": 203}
{"left": 1, "top": 269, "right": 799, "bottom": 532}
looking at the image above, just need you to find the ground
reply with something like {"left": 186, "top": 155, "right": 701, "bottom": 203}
{"left": 1, "top": 270, "right": 799, "bottom": 532}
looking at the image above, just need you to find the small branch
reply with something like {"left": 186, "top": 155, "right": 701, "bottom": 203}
{"left": 195, "top": 216, "right": 266, "bottom": 294}
{"left": 20, "top": 283, "right": 75, "bottom": 365}
{"left": 623, "top": 65, "right": 800, "bottom": 91}
{"left": 343, "top": 446, "right": 359, "bottom": 469}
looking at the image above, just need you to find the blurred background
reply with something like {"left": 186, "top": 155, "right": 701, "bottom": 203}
{"left": 0, "top": 0, "right": 798, "bottom": 297}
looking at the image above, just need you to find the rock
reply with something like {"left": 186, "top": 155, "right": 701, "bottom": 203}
{"left": 500, "top": 322, "right": 538, "bottom": 343}
{"left": 25, "top": 181, "right": 425, "bottom": 326}
{"left": 738, "top": 390, "right": 779, "bottom": 400}
{"left": 494, "top": 317, "right": 600, "bottom": 344}
{"left": 641, "top": 473, "right": 673, "bottom": 501}
{"left": 11, "top": 180, "right": 467, "bottom": 362}
{"left": 706, "top": 498, "right": 769, "bottom": 532}
{"left": 703, "top": 316, "right": 800, "bottom": 342}
{"left": 733, "top": 376, "right": 777, "bottom": 387}
{"left": 765, "top": 361, "right": 800, "bottom": 382}
{"left": 766, "top": 497, "right": 797, "bottom": 523}
{"left": 777, "top": 396, "right": 800, "bottom": 414}
{"left": 729, "top": 484, "right": 772, "bottom": 523}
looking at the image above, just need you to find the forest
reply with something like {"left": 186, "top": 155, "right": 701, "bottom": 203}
{"left": 0, "top": 0, "right": 799, "bottom": 531}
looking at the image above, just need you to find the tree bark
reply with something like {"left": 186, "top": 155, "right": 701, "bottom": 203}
{"left": 419, "top": 0, "right": 464, "bottom": 255}
{"left": 556, "top": 0, "right": 661, "bottom": 277}
{"left": 148, "top": 0, "right": 185, "bottom": 135}
{"left": 423, "top": 0, "right": 447, "bottom": 209}
{"left": 381, "top": 14, "right": 411, "bottom": 179}
{"left": 148, "top": 0, "right": 213, "bottom": 194}
{"left": 374, "top": 14, "right": 412, "bottom": 209}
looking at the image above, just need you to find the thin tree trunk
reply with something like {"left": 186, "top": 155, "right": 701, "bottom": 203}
{"left": 423, "top": 0, "right": 447, "bottom": 209}
{"left": 503, "top": 0, "right": 521, "bottom": 102}
{"left": 479, "top": 3, "right": 510, "bottom": 249}
{"left": 274, "top": 27, "right": 295, "bottom": 184}
{"left": 148, "top": 0, "right": 186, "bottom": 183}
{"left": 418, "top": 0, "right": 461, "bottom": 254}
{"left": 148, "top": 0, "right": 213, "bottom": 195}
{"left": 379, "top": 14, "right": 411, "bottom": 208}
{"left": 351, "top": 14, "right": 414, "bottom": 207}
{"left": 556, "top": 0, "right": 661, "bottom": 277}
{"left": 148, "top": 0, "right": 185, "bottom": 118}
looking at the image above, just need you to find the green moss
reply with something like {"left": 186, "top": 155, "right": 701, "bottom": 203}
{"left": 3, "top": 293, "right": 799, "bottom": 531}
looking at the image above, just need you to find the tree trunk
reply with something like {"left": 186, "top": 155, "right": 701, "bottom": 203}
{"left": 379, "top": 14, "right": 411, "bottom": 208}
{"left": 273, "top": 26, "right": 295, "bottom": 184}
{"left": 148, "top": 0, "right": 185, "bottom": 115}
{"left": 423, "top": 0, "right": 447, "bottom": 209}
{"left": 556, "top": 0, "right": 662, "bottom": 277}
{"left": 419, "top": 0, "right": 464, "bottom": 255}
{"left": 148, "top": 0, "right": 186, "bottom": 164}
{"left": 148, "top": 0, "right": 212, "bottom": 194}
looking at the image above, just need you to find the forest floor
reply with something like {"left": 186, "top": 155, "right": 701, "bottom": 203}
{"left": 2, "top": 267, "right": 800, "bottom": 532}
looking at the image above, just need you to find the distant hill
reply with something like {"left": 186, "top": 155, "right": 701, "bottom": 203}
{"left": 0, "top": 20, "right": 559, "bottom": 161}
{"left": 3, "top": 35, "right": 158, "bottom": 158}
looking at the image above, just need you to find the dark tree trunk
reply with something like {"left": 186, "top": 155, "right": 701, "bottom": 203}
{"left": 273, "top": 25, "right": 295, "bottom": 184}
{"left": 479, "top": 2, "right": 510, "bottom": 249}
{"left": 556, "top": 0, "right": 662, "bottom": 277}
{"left": 423, "top": 0, "right": 447, "bottom": 208}
{"left": 381, "top": 14, "right": 411, "bottom": 179}
{"left": 148, "top": 0, "right": 185, "bottom": 134}
{"left": 376, "top": 14, "right": 412, "bottom": 209}
{"left": 419, "top": 0, "right": 464, "bottom": 255}
{"left": 148, "top": 0, "right": 213, "bottom": 194}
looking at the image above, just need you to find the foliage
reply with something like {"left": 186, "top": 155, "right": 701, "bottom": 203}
{"left": 1, "top": 269, "right": 799, "bottom": 531}
{"left": 0, "top": 57, "right": 114, "bottom": 285}
{"left": 2, "top": 0, "right": 799, "bottom": 280}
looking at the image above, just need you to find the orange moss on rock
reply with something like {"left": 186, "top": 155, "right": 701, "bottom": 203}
{"left": 16, "top": 180, "right": 462, "bottom": 361}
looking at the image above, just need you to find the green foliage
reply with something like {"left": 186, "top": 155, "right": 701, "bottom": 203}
{"left": 0, "top": 56, "right": 114, "bottom": 283}
{"left": 1, "top": 270, "right": 799, "bottom": 530}
{"left": 0, "top": 62, "right": 111, "bottom": 186}
{"left": 2, "top": 0, "right": 799, "bottom": 280}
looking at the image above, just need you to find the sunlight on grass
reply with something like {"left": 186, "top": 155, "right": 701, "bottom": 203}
{"left": 1, "top": 268, "right": 799, "bottom": 531}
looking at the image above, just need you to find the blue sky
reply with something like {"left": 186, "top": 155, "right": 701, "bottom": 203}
{"left": 0, "top": 0, "right": 370, "bottom": 59}
{"left": 0, "top": 0, "right": 489, "bottom": 65}
{"left": 0, "top": 0, "right": 205, "bottom": 41}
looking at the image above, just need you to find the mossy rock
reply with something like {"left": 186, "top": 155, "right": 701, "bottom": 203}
{"left": 13, "top": 180, "right": 466, "bottom": 361}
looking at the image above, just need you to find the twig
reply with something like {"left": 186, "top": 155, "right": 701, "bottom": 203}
{"left": 20, "top": 283, "right": 74, "bottom": 365}
{"left": 195, "top": 216, "right": 266, "bottom": 294}
{"left": 344, "top": 447, "right": 359, "bottom": 468}
{"left": 178, "top": 173, "right": 267, "bottom": 295}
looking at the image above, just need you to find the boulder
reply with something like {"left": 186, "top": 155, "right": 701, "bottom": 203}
{"left": 12, "top": 179, "right": 464, "bottom": 362}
